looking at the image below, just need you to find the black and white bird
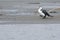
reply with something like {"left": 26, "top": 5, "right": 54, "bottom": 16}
{"left": 38, "top": 7, "right": 53, "bottom": 19}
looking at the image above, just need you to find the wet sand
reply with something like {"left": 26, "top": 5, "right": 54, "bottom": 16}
{"left": 0, "top": 13, "right": 60, "bottom": 24}
{"left": 0, "top": 1, "right": 60, "bottom": 24}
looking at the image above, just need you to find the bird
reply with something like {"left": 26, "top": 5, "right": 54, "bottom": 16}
{"left": 38, "top": 7, "right": 53, "bottom": 19}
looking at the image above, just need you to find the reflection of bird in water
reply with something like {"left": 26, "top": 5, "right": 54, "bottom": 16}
{"left": 38, "top": 7, "right": 53, "bottom": 19}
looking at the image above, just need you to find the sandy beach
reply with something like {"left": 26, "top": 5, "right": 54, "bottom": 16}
{"left": 0, "top": 1, "right": 60, "bottom": 24}
{"left": 0, "top": 13, "right": 60, "bottom": 24}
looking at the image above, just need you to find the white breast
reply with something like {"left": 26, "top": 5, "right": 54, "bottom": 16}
{"left": 38, "top": 8, "right": 45, "bottom": 16}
